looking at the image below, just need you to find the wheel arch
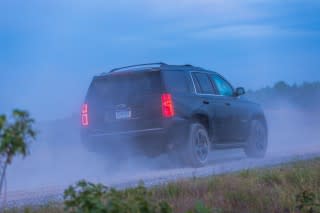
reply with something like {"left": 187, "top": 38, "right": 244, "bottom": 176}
{"left": 191, "top": 113, "right": 212, "bottom": 137}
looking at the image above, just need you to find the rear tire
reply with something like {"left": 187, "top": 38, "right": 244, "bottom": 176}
{"left": 244, "top": 120, "right": 268, "bottom": 158}
{"left": 181, "top": 123, "right": 211, "bottom": 167}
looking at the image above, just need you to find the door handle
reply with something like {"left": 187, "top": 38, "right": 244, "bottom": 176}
{"left": 203, "top": 100, "right": 210, "bottom": 105}
{"left": 225, "top": 102, "right": 231, "bottom": 106}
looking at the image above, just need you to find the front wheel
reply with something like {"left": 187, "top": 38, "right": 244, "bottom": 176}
{"left": 244, "top": 120, "right": 268, "bottom": 158}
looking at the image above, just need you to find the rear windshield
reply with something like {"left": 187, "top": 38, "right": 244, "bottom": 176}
{"left": 87, "top": 71, "right": 162, "bottom": 102}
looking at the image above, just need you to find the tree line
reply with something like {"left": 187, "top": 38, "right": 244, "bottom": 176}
{"left": 245, "top": 81, "right": 320, "bottom": 111}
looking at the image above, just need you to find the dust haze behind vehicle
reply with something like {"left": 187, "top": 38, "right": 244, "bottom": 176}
{"left": 3, "top": 76, "right": 320, "bottom": 193}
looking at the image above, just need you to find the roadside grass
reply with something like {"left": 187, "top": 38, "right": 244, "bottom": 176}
{"left": 3, "top": 158, "right": 320, "bottom": 213}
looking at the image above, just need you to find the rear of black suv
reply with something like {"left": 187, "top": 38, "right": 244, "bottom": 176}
{"left": 81, "top": 63, "right": 268, "bottom": 167}
{"left": 80, "top": 65, "right": 191, "bottom": 159}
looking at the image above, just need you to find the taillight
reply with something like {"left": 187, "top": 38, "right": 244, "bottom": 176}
{"left": 81, "top": 103, "right": 89, "bottom": 126}
{"left": 161, "top": 93, "right": 175, "bottom": 118}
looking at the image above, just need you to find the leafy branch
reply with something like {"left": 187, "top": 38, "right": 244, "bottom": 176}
{"left": 0, "top": 110, "right": 36, "bottom": 196}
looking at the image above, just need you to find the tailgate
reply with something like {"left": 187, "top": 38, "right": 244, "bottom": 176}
{"left": 86, "top": 71, "right": 164, "bottom": 132}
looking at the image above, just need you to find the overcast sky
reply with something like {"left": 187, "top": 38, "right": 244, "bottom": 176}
{"left": 1, "top": 0, "right": 320, "bottom": 120}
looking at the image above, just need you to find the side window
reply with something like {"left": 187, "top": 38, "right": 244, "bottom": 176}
{"left": 163, "top": 71, "right": 189, "bottom": 93}
{"left": 210, "top": 74, "right": 234, "bottom": 97}
{"left": 192, "top": 73, "right": 215, "bottom": 94}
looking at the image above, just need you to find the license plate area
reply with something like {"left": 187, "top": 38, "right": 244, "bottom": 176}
{"left": 115, "top": 109, "right": 132, "bottom": 120}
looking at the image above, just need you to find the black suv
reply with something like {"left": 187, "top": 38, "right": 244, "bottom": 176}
{"left": 80, "top": 63, "right": 268, "bottom": 167}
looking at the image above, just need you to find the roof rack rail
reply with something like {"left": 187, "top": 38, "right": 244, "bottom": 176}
{"left": 109, "top": 62, "right": 167, "bottom": 73}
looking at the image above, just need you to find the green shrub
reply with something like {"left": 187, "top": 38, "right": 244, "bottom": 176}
{"left": 296, "top": 190, "right": 320, "bottom": 213}
{"left": 64, "top": 180, "right": 172, "bottom": 213}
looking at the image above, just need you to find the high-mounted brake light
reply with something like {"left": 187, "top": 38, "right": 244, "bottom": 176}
{"left": 161, "top": 93, "right": 175, "bottom": 118}
{"left": 81, "top": 103, "right": 89, "bottom": 126}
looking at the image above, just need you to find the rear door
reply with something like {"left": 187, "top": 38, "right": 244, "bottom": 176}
{"left": 86, "top": 71, "right": 164, "bottom": 133}
{"left": 191, "top": 72, "right": 234, "bottom": 142}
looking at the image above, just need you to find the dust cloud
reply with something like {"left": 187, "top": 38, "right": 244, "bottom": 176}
{"left": 5, "top": 114, "right": 170, "bottom": 192}
{"left": 266, "top": 107, "right": 320, "bottom": 156}
{"left": 5, "top": 101, "right": 320, "bottom": 192}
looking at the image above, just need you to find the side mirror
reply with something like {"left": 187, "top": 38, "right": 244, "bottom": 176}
{"left": 235, "top": 87, "right": 246, "bottom": 96}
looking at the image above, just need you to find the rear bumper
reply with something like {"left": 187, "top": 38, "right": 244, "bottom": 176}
{"left": 85, "top": 127, "right": 166, "bottom": 137}
{"left": 80, "top": 117, "right": 189, "bottom": 155}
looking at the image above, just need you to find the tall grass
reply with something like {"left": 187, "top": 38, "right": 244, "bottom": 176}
{"left": 4, "top": 158, "right": 320, "bottom": 213}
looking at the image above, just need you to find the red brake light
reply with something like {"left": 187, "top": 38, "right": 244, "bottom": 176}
{"left": 81, "top": 103, "right": 89, "bottom": 126}
{"left": 161, "top": 93, "right": 175, "bottom": 118}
